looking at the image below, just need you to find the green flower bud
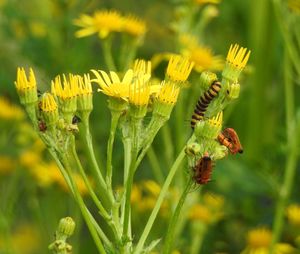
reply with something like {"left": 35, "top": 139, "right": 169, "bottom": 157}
{"left": 199, "top": 71, "right": 218, "bottom": 91}
{"left": 40, "top": 93, "right": 59, "bottom": 128}
{"left": 226, "top": 82, "right": 240, "bottom": 100}
{"left": 57, "top": 217, "right": 76, "bottom": 239}
{"left": 195, "top": 112, "right": 223, "bottom": 141}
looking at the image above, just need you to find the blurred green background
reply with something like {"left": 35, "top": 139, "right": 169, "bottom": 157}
{"left": 0, "top": 0, "right": 300, "bottom": 253}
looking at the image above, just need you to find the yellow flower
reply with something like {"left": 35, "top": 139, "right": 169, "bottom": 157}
{"left": 142, "top": 180, "right": 161, "bottom": 197}
{"left": 15, "top": 67, "right": 36, "bottom": 92}
{"left": 166, "top": 55, "right": 194, "bottom": 82}
{"left": 51, "top": 74, "right": 79, "bottom": 100}
{"left": 78, "top": 74, "right": 92, "bottom": 95}
{"left": 74, "top": 10, "right": 123, "bottom": 39}
{"left": 194, "top": 0, "right": 221, "bottom": 5}
{"left": 241, "top": 227, "right": 295, "bottom": 254}
{"left": 0, "top": 156, "right": 15, "bottom": 175}
{"left": 286, "top": 204, "right": 300, "bottom": 226}
{"left": 91, "top": 69, "right": 133, "bottom": 100}
{"left": 0, "top": 97, "right": 24, "bottom": 120}
{"left": 226, "top": 43, "right": 251, "bottom": 71}
{"left": 157, "top": 81, "right": 180, "bottom": 105}
{"left": 39, "top": 93, "right": 57, "bottom": 112}
{"left": 19, "top": 150, "right": 41, "bottom": 168}
{"left": 133, "top": 59, "right": 151, "bottom": 82}
{"left": 122, "top": 15, "right": 146, "bottom": 37}
{"left": 188, "top": 204, "right": 212, "bottom": 223}
{"left": 129, "top": 78, "right": 151, "bottom": 106}
{"left": 29, "top": 21, "right": 47, "bottom": 38}
{"left": 180, "top": 34, "right": 223, "bottom": 72}
{"left": 131, "top": 184, "right": 142, "bottom": 203}
{"left": 207, "top": 111, "right": 223, "bottom": 128}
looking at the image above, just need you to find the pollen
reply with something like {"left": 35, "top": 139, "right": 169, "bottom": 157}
{"left": 40, "top": 93, "right": 57, "bottom": 112}
{"left": 15, "top": 67, "right": 36, "bottom": 91}
{"left": 157, "top": 81, "right": 180, "bottom": 105}
{"left": 166, "top": 55, "right": 194, "bottom": 82}
{"left": 122, "top": 15, "right": 147, "bottom": 37}
{"left": 226, "top": 44, "right": 251, "bottom": 70}
{"left": 51, "top": 74, "right": 79, "bottom": 100}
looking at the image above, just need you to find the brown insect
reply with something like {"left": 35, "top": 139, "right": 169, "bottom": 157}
{"left": 193, "top": 152, "right": 214, "bottom": 185}
{"left": 38, "top": 120, "right": 47, "bottom": 132}
{"left": 217, "top": 128, "right": 243, "bottom": 154}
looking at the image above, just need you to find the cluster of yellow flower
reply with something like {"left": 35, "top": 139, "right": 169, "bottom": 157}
{"left": 74, "top": 10, "right": 146, "bottom": 39}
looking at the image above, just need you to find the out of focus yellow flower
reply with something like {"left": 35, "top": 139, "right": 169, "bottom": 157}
{"left": 122, "top": 15, "right": 146, "bottom": 37}
{"left": 180, "top": 35, "right": 223, "bottom": 72}
{"left": 286, "top": 204, "right": 300, "bottom": 226}
{"left": 29, "top": 21, "right": 47, "bottom": 38}
{"left": 188, "top": 204, "right": 211, "bottom": 223}
{"left": 241, "top": 227, "right": 295, "bottom": 254}
{"left": 0, "top": 156, "right": 15, "bottom": 175}
{"left": 0, "top": 97, "right": 24, "bottom": 120}
{"left": 288, "top": 0, "right": 300, "bottom": 14}
{"left": 0, "top": 224, "right": 41, "bottom": 254}
{"left": 131, "top": 184, "right": 142, "bottom": 203}
{"left": 142, "top": 180, "right": 161, "bottom": 197}
{"left": 19, "top": 150, "right": 41, "bottom": 168}
{"left": 74, "top": 10, "right": 123, "bottom": 38}
{"left": 194, "top": 0, "right": 221, "bottom": 5}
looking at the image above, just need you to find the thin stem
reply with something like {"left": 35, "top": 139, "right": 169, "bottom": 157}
{"left": 147, "top": 146, "right": 164, "bottom": 185}
{"left": 102, "top": 37, "right": 117, "bottom": 71}
{"left": 134, "top": 135, "right": 195, "bottom": 254}
{"left": 81, "top": 115, "right": 114, "bottom": 206}
{"left": 106, "top": 112, "right": 121, "bottom": 190}
{"left": 190, "top": 222, "right": 207, "bottom": 254}
{"left": 62, "top": 155, "right": 107, "bottom": 254}
{"left": 70, "top": 138, "right": 110, "bottom": 220}
{"left": 162, "top": 178, "right": 193, "bottom": 254}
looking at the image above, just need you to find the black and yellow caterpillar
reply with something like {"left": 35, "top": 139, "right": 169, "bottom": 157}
{"left": 191, "top": 80, "right": 222, "bottom": 129}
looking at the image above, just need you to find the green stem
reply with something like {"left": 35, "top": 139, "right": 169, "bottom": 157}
{"left": 134, "top": 135, "right": 195, "bottom": 254}
{"left": 106, "top": 112, "right": 120, "bottom": 190}
{"left": 147, "top": 146, "right": 164, "bottom": 185}
{"left": 162, "top": 178, "right": 193, "bottom": 254}
{"left": 70, "top": 138, "right": 110, "bottom": 220}
{"left": 62, "top": 155, "right": 107, "bottom": 254}
{"left": 270, "top": 51, "right": 299, "bottom": 252}
{"left": 102, "top": 37, "right": 117, "bottom": 71}
{"left": 190, "top": 222, "right": 207, "bottom": 254}
{"left": 81, "top": 115, "right": 114, "bottom": 206}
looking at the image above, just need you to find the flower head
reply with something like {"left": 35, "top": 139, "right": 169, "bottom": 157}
{"left": 15, "top": 67, "right": 38, "bottom": 105}
{"left": 0, "top": 97, "right": 24, "bottom": 120}
{"left": 222, "top": 44, "right": 251, "bottom": 82}
{"left": 288, "top": 0, "right": 300, "bottom": 14}
{"left": 51, "top": 74, "right": 79, "bottom": 100}
{"left": 122, "top": 15, "right": 146, "bottom": 37}
{"left": 91, "top": 69, "right": 133, "bottom": 100}
{"left": 157, "top": 81, "right": 180, "bottom": 105}
{"left": 40, "top": 93, "right": 57, "bottom": 112}
{"left": 166, "top": 55, "right": 194, "bottom": 83}
{"left": 77, "top": 74, "right": 93, "bottom": 113}
{"left": 133, "top": 59, "right": 151, "bottom": 82}
{"left": 74, "top": 10, "right": 123, "bottom": 39}
{"left": 129, "top": 78, "right": 150, "bottom": 107}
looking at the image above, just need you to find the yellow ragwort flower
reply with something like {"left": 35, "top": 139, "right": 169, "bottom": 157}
{"left": 91, "top": 69, "right": 133, "bottom": 100}
{"left": 226, "top": 44, "right": 251, "bottom": 70}
{"left": 188, "top": 204, "right": 212, "bottom": 223}
{"left": 0, "top": 96, "right": 24, "bottom": 120}
{"left": 203, "top": 192, "right": 224, "bottom": 210}
{"left": 15, "top": 67, "right": 36, "bottom": 91}
{"left": 286, "top": 204, "right": 300, "bottom": 226}
{"left": 78, "top": 74, "right": 92, "bottom": 96}
{"left": 51, "top": 74, "right": 79, "bottom": 100}
{"left": 40, "top": 93, "right": 57, "bottom": 112}
{"left": 74, "top": 10, "right": 123, "bottom": 39}
{"left": 208, "top": 111, "right": 223, "bottom": 127}
{"left": 157, "top": 81, "right": 180, "bottom": 105}
{"left": 247, "top": 227, "right": 272, "bottom": 249}
{"left": 122, "top": 15, "right": 146, "bottom": 37}
{"left": 166, "top": 55, "right": 194, "bottom": 82}
{"left": 133, "top": 59, "right": 151, "bottom": 82}
{"left": 142, "top": 180, "right": 161, "bottom": 197}
{"left": 129, "top": 78, "right": 151, "bottom": 106}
